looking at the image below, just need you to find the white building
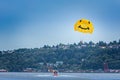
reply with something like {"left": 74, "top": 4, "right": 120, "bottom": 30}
{"left": 56, "top": 61, "right": 63, "bottom": 65}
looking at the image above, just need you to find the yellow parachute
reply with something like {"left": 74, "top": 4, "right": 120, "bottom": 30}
{"left": 74, "top": 19, "right": 94, "bottom": 34}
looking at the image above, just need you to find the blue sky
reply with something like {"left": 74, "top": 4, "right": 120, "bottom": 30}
{"left": 0, "top": 0, "right": 120, "bottom": 50}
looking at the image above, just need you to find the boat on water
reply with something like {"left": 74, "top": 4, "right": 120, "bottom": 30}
{"left": 48, "top": 68, "right": 58, "bottom": 76}
{"left": 53, "top": 70, "right": 58, "bottom": 76}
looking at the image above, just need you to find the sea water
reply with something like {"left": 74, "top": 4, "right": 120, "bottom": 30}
{"left": 0, "top": 72, "right": 120, "bottom": 80}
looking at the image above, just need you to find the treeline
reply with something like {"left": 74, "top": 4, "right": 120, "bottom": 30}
{"left": 0, "top": 40, "right": 120, "bottom": 72}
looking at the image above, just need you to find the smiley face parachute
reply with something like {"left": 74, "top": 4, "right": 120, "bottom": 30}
{"left": 74, "top": 19, "right": 94, "bottom": 34}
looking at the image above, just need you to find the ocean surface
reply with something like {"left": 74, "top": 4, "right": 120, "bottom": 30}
{"left": 0, "top": 72, "right": 120, "bottom": 80}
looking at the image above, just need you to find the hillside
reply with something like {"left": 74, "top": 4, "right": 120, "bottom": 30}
{"left": 0, "top": 40, "right": 120, "bottom": 72}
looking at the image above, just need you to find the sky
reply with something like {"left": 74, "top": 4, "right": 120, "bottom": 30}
{"left": 0, "top": 0, "right": 120, "bottom": 50}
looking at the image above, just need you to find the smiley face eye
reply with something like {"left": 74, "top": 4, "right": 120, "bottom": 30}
{"left": 88, "top": 21, "right": 90, "bottom": 24}
{"left": 80, "top": 20, "right": 82, "bottom": 22}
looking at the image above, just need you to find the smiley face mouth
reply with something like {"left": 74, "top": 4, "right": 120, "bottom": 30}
{"left": 78, "top": 25, "right": 89, "bottom": 30}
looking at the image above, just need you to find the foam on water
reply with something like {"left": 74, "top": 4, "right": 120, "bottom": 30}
{"left": 59, "top": 75, "right": 77, "bottom": 77}
{"left": 35, "top": 74, "right": 77, "bottom": 78}
{"left": 36, "top": 74, "right": 51, "bottom": 77}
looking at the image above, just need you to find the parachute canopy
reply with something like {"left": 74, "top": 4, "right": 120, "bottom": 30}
{"left": 74, "top": 19, "right": 94, "bottom": 34}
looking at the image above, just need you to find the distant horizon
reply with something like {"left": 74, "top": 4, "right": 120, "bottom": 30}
{"left": 1, "top": 39, "right": 119, "bottom": 51}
